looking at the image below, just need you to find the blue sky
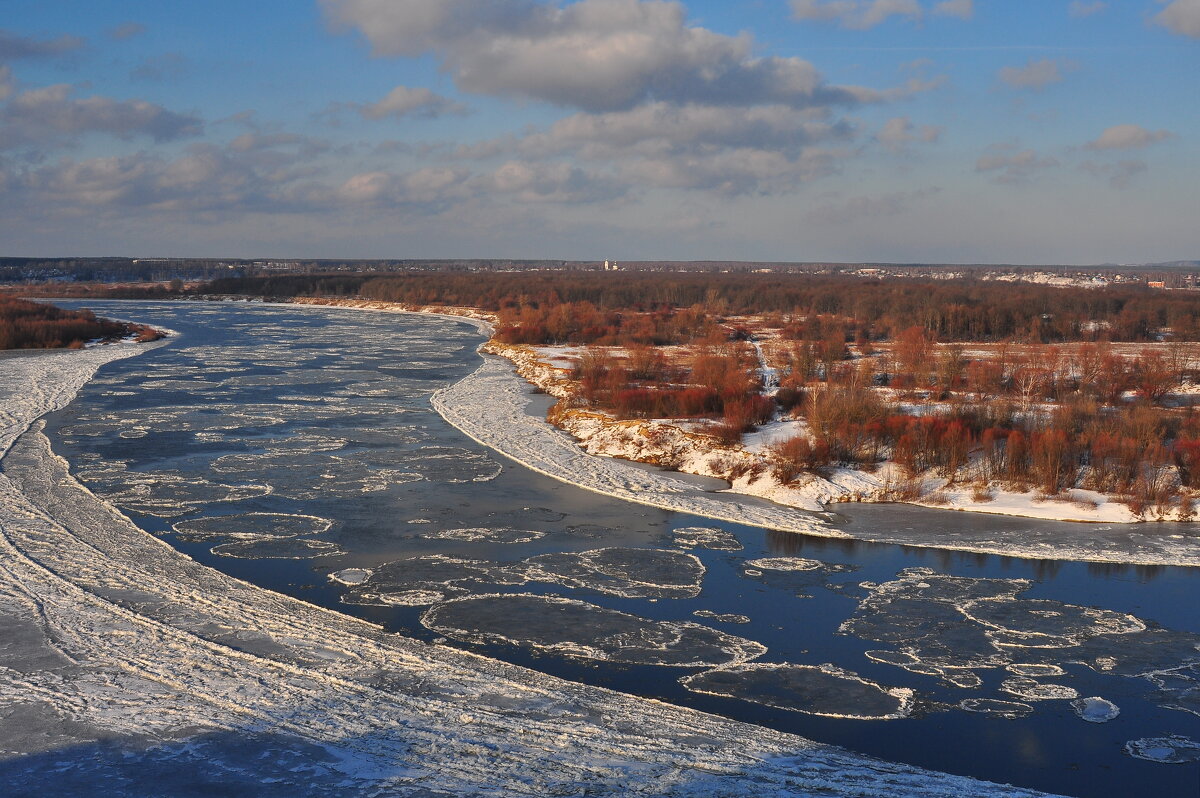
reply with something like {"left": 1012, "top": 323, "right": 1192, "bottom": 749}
{"left": 0, "top": 0, "right": 1195, "bottom": 263}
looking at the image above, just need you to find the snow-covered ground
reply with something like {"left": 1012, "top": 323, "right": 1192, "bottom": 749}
{"left": 0, "top": 340, "right": 1059, "bottom": 795}
{"left": 437, "top": 348, "right": 1200, "bottom": 567}
{"left": 433, "top": 354, "right": 841, "bottom": 536}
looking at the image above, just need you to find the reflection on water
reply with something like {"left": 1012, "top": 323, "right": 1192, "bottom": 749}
{"left": 44, "top": 301, "right": 1200, "bottom": 798}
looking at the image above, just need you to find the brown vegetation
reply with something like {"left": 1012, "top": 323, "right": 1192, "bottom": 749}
{"left": 0, "top": 296, "right": 161, "bottom": 350}
{"left": 201, "top": 271, "right": 1200, "bottom": 344}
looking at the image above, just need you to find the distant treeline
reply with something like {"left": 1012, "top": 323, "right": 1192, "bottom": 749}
{"left": 0, "top": 296, "right": 159, "bottom": 349}
{"left": 0, "top": 258, "right": 241, "bottom": 284}
{"left": 200, "top": 272, "right": 1200, "bottom": 343}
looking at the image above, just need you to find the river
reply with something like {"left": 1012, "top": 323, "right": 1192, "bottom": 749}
{"left": 31, "top": 300, "right": 1200, "bottom": 797}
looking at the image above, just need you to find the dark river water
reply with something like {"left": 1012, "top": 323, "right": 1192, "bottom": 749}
{"left": 43, "top": 300, "right": 1200, "bottom": 798}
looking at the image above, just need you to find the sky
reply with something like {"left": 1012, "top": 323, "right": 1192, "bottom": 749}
{"left": 0, "top": 0, "right": 1196, "bottom": 263}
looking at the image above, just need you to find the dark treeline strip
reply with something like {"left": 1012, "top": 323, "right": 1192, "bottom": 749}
{"left": 3, "top": 283, "right": 181, "bottom": 300}
{"left": 200, "top": 272, "right": 1200, "bottom": 343}
{"left": 0, "top": 296, "right": 160, "bottom": 349}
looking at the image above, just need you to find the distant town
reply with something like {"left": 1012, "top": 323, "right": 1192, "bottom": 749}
{"left": 2, "top": 256, "right": 1199, "bottom": 291}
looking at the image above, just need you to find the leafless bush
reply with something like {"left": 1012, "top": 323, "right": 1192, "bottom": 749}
{"left": 970, "top": 483, "right": 995, "bottom": 503}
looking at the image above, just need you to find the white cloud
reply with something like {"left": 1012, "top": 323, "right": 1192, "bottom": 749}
{"left": 932, "top": 0, "right": 973, "bottom": 19}
{"left": 130, "top": 53, "right": 189, "bottom": 82}
{"left": 6, "top": 141, "right": 330, "bottom": 214}
{"left": 1084, "top": 124, "right": 1174, "bottom": 150}
{"left": 460, "top": 102, "right": 858, "bottom": 195}
{"left": 323, "top": 0, "right": 866, "bottom": 112}
{"left": 229, "top": 131, "right": 329, "bottom": 157}
{"left": 1152, "top": 0, "right": 1200, "bottom": 37}
{"left": 1080, "top": 159, "right": 1146, "bottom": 189}
{"left": 809, "top": 187, "right": 941, "bottom": 224}
{"left": 318, "top": 0, "right": 919, "bottom": 197}
{"left": 358, "top": 86, "right": 468, "bottom": 120}
{"left": 0, "top": 29, "right": 84, "bottom": 60}
{"left": 998, "top": 58, "right": 1066, "bottom": 90}
{"left": 875, "top": 116, "right": 941, "bottom": 152}
{"left": 13, "top": 149, "right": 252, "bottom": 211}
{"left": 524, "top": 103, "right": 850, "bottom": 157}
{"left": 1068, "top": 1, "right": 1106, "bottom": 18}
{"left": 109, "top": 22, "right": 147, "bottom": 40}
{"left": 975, "top": 144, "right": 1058, "bottom": 183}
{"left": 0, "top": 83, "right": 203, "bottom": 150}
{"left": 790, "top": 0, "right": 922, "bottom": 29}
{"left": 330, "top": 160, "right": 622, "bottom": 208}
{"left": 616, "top": 145, "right": 849, "bottom": 195}
{"left": 0, "top": 65, "right": 13, "bottom": 102}
{"left": 790, "top": 0, "right": 972, "bottom": 27}
{"left": 470, "top": 161, "right": 624, "bottom": 203}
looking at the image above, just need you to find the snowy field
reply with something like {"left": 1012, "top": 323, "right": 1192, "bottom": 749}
{"left": 0, "top": 341, "right": 1063, "bottom": 793}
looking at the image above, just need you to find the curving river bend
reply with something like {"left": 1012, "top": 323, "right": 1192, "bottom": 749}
{"left": 11, "top": 300, "right": 1200, "bottom": 797}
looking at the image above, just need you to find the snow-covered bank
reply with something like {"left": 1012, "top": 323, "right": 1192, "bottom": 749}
{"left": 433, "top": 354, "right": 840, "bottom": 536}
{"left": 0, "top": 345, "right": 153, "bottom": 455}
{"left": 436, "top": 345, "right": 1200, "bottom": 567}
{"left": 286, "top": 296, "right": 495, "bottom": 334}
{"left": 493, "top": 342, "right": 1149, "bottom": 523}
{"left": 0, "top": 334, "right": 1058, "bottom": 795}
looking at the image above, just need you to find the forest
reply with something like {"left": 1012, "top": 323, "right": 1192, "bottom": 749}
{"left": 0, "top": 296, "right": 160, "bottom": 349}
{"left": 555, "top": 330, "right": 1200, "bottom": 515}
{"left": 199, "top": 271, "right": 1200, "bottom": 344}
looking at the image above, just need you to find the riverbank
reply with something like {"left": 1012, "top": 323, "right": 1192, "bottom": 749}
{"left": 491, "top": 341, "right": 1149, "bottom": 524}
{"left": 435, "top": 341, "right": 1200, "bottom": 567}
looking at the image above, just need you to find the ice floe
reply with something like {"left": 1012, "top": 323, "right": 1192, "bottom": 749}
{"left": 959, "top": 699, "right": 1034, "bottom": 719}
{"left": 999, "top": 677, "right": 1079, "bottom": 701}
{"left": 376, "top": 445, "right": 502, "bottom": 484}
{"left": 1071, "top": 697, "right": 1120, "bottom": 723}
{"left": 211, "top": 451, "right": 423, "bottom": 500}
{"left": 173, "top": 512, "right": 334, "bottom": 540}
{"left": 339, "top": 555, "right": 520, "bottom": 606}
{"left": 671, "top": 526, "right": 743, "bottom": 551}
{"left": 340, "top": 547, "right": 706, "bottom": 605}
{"left": 418, "top": 527, "right": 546, "bottom": 544}
{"left": 1123, "top": 736, "right": 1200, "bottom": 764}
{"left": 521, "top": 548, "right": 705, "bottom": 599}
{"left": 422, "top": 594, "right": 767, "bottom": 667}
{"left": 961, "top": 598, "right": 1145, "bottom": 643}
{"left": 842, "top": 567, "right": 1200, "bottom": 720}
{"left": 1007, "top": 664, "right": 1067, "bottom": 678}
{"left": 81, "top": 469, "right": 272, "bottom": 518}
{"left": 327, "top": 568, "right": 373, "bottom": 586}
{"left": 681, "top": 663, "right": 915, "bottom": 720}
{"left": 210, "top": 537, "right": 345, "bottom": 559}
{"left": 693, "top": 610, "right": 751, "bottom": 624}
{"left": 745, "top": 557, "right": 827, "bottom": 571}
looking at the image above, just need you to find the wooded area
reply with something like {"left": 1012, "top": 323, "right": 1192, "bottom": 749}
{"left": 201, "top": 271, "right": 1200, "bottom": 344}
{"left": 0, "top": 296, "right": 159, "bottom": 349}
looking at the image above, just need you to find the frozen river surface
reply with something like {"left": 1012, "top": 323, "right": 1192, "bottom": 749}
{"left": 3, "top": 300, "right": 1199, "bottom": 797}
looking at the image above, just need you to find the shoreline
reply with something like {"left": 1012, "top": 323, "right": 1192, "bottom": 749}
{"left": 434, "top": 341, "right": 1200, "bottom": 568}
{"left": 73, "top": 296, "right": 1200, "bottom": 567}
{"left": 0, "top": 308, "right": 1057, "bottom": 797}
